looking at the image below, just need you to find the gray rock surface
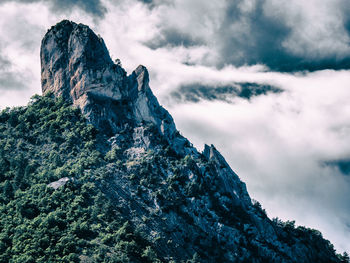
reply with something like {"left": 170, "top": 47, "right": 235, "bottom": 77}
{"left": 41, "top": 20, "right": 183, "bottom": 152}
{"left": 47, "top": 177, "right": 71, "bottom": 189}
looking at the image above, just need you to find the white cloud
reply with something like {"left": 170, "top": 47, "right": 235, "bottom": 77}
{"left": 266, "top": 0, "right": 350, "bottom": 59}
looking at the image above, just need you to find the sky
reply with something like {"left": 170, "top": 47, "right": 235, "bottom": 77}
{"left": 0, "top": 0, "right": 349, "bottom": 253}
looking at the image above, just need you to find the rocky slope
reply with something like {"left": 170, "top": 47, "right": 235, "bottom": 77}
{"left": 0, "top": 20, "right": 346, "bottom": 262}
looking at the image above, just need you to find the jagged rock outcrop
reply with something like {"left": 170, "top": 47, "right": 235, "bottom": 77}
{"left": 41, "top": 20, "right": 191, "bottom": 155}
{"left": 37, "top": 20, "right": 344, "bottom": 262}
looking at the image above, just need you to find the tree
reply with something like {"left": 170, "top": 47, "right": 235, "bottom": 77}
{"left": 115, "top": 58, "right": 122, "bottom": 67}
{"left": 3, "top": 181, "right": 13, "bottom": 200}
{"left": 340, "top": 252, "right": 350, "bottom": 263}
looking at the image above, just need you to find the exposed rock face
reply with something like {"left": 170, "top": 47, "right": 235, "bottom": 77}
{"left": 41, "top": 20, "right": 120, "bottom": 101}
{"left": 47, "top": 177, "right": 72, "bottom": 189}
{"left": 39, "top": 20, "right": 343, "bottom": 262}
{"left": 41, "top": 20, "right": 181, "bottom": 148}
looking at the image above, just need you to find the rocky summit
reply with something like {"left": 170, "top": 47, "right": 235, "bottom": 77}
{"left": 41, "top": 20, "right": 182, "bottom": 149}
{"left": 0, "top": 20, "right": 347, "bottom": 263}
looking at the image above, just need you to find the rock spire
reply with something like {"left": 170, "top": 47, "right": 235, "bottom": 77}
{"left": 41, "top": 20, "right": 188, "bottom": 151}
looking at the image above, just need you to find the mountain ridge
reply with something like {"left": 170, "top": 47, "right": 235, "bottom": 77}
{"left": 0, "top": 19, "right": 347, "bottom": 262}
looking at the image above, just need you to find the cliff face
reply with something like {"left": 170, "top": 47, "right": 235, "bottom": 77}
{"left": 41, "top": 20, "right": 185, "bottom": 152}
{"left": 36, "top": 20, "right": 344, "bottom": 262}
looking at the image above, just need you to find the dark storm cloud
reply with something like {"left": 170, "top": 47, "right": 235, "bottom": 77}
{"left": 170, "top": 82, "right": 282, "bottom": 103}
{"left": 144, "top": 0, "right": 350, "bottom": 71}
{"left": 324, "top": 160, "right": 350, "bottom": 176}
{"left": 217, "top": 0, "right": 350, "bottom": 71}
{"left": 1, "top": 0, "right": 107, "bottom": 17}
{"left": 136, "top": 0, "right": 162, "bottom": 10}
{"left": 341, "top": 0, "right": 350, "bottom": 31}
{"left": 215, "top": 0, "right": 350, "bottom": 71}
{"left": 145, "top": 28, "right": 204, "bottom": 49}
{"left": 137, "top": 0, "right": 153, "bottom": 4}
{"left": 216, "top": 0, "right": 294, "bottom": 71}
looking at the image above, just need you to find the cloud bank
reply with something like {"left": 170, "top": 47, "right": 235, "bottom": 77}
{"left": 143, "top": 0, "right": 350, "bottom": 71}
{"left": 1, "top": 0, "right": 107, "bottom": 17}
{"left": 170, "top": 82, "right": 282, "bottom": 103}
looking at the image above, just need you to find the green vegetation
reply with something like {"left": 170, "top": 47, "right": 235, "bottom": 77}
{"left": 0, "top": 93, "right": 156, "bottom": 263}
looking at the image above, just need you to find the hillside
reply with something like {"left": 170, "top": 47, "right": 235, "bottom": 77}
{"left": 0, "top": 20, "right": 348, "bottom": 263}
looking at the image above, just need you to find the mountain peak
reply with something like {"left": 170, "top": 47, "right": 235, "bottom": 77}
{"left": 41, "top": 20, "right": 114, "bottom": 99}
{"left": 133, "top": 65, "right": 150, "bottom": 92}
{"left": 0, "top": 20, "right": 345, "bottom": 262}
{"left": 40, "top": 20, "right": 193, "bottom": 154}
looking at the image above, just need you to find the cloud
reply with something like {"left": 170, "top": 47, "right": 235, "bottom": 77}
{"left": 217, "top": 0, "right": 350, "bottom": 71}
{"left": 0, "top": 56, "right": 10, "bottom": 71}
{"left": 145, "top": 28, "right": 204, "bottom": 49}
{"left": 170, "top": 82, "right": 282, "bottom": 103}
{"left": 324, "top": 160, "right": 350, "bottom": 176}
{"left": 0, "top": 51, "right": 27, "bottom": 90}
{"left": 216, "top": 0, "right": 292, "bottom": 70}
{"left": 0, "top": 72, "right": 25, "bottom": 90}
{"left": 137, "top": 0, "right": 153, "bottom": 4}
{"left": 140, "top": 0, "right": 350, "bottom": 71}
{"left": 0, "top": 0, "right": 107, "bottom": 17}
